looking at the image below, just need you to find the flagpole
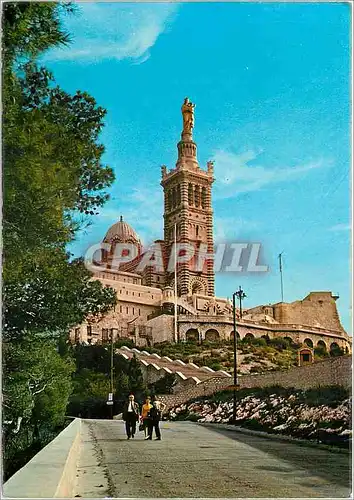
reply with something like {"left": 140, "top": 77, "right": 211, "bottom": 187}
{"left": 174, "top": 223, "right": 178, "bottom": 343}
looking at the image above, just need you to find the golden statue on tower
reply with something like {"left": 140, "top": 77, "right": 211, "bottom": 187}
{"left": 181, "top": 97, "right": 195, "bottom": 133}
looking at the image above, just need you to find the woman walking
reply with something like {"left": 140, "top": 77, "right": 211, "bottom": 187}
{"left": 141, "top": 396, "right": 153, "bottom": 440}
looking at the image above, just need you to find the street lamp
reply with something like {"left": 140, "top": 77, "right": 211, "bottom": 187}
{"left": 232, "top": 292, "right": 238, "bottom": 423}
{"left": 235, "top": 286, "right": 246, "bottom": 319}
{"left": 232, "top": 286, "right": 246, "bottom": 424}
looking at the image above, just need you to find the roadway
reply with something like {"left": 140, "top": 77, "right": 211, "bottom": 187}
{"left": 74, "top": 419, "right": 351, "bottom": 498}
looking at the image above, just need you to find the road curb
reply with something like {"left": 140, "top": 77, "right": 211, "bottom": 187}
{"left": 197, "top": 422, "right": 351, "bottom": 454}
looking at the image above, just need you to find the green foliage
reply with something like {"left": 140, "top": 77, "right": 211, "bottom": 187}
{"left": 249, "top": 337, "right": 267, "bottom": 347}
{"left": 3, "top": 339, "right": 75, "bottom": 478}
{"left": 3, "top": 3, "right": 73, "bottom": 64}
{"left": 2, "top": 3, "right": 117, "bottom": 478}
{"left": 114, "top": 339, "right": 135, "bottom": 349}
{"left": 314, "top": 345, "right": 329, "bottom": 358}
{"left": 149, "top": 373, "right": 177, "bottom": 395}
{"left": 127, "top": 355, "right": 146, "bottom": 396}
{"left": 330, "top": 345, "right": 345, "bottom": 357}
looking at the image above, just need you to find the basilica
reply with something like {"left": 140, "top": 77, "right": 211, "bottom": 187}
{"left": 71, "top": 99, "right": 351, "bottom": 355}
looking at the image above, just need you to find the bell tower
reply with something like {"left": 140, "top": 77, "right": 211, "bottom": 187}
{"left": 161, "top": 98, "right": 215, "bottom": 297}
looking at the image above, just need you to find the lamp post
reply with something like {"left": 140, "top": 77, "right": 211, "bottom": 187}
{"left": 232, "top": 292, "right": 238, "bottom": 423}
{"left": 235, "top": 286, "right": 246, "bottom": 319}
{"left": 108, "top": 330, "right": 114, "bottom": 419}
{"left": 232, "top": 286, "right": 246, "bottom": 423}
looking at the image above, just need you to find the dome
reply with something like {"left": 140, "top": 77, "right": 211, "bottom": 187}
{"left": 103, "top": 216, "right": 141, "bottom": 245}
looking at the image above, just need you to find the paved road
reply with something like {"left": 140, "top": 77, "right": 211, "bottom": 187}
{"left": 75, "top": 419, "right": 351, "bottom": 498}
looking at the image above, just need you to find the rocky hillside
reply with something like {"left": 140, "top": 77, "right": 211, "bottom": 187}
{"left": 167, "top": 385, "right": 351, "bottom": 447}
{"left": 139, "top": 337, "right": 327, "bottom": 375}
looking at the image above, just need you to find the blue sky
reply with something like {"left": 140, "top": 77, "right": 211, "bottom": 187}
{"left": 43, "top": 2, "right": 351, "bottom": 332}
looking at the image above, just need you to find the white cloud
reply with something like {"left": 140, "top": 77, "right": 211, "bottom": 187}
{"left": 43, "top": 3, "right": 178, "bottom": 64}
{"left": 91, "top": 183, "right": 163, "bottom": 247}
{"left": 212, "top": 149, "right": 327, "bottom": 200}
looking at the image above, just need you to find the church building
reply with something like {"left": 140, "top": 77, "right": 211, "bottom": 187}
{"left": 71, "top": 99, "right": 351, "bottom": 355}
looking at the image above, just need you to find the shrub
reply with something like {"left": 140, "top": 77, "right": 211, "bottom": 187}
{"left": 250, "top": 338, "right": 268, "bottom": 347}
{"left": 268, "top": 337, "right": 292, "bottom": 351}
{"left": 187, "top": 412, "right": 201, "bottom": 422}
{"left": 210, "top": 362, "right": 222, "bottom": 371}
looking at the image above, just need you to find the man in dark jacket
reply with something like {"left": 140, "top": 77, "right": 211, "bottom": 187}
{"left": 147, "top": 400, "right": 162, "bottom": 440}
{"left": 122, "top": 394, "right": 140, "bottom": 439}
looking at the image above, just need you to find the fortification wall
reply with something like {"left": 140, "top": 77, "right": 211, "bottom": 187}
{"left": 272, "top": 292, "right": 345, "bottom": 333}
{"left": 159, "top": 355, "right": 352, "bottom": 409}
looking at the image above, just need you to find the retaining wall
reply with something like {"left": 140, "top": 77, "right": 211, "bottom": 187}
{"left": 3, "top": 418, "right": 81, "bottom": 498}
{"left": 160, "top": 356, "right": 352, "bottom": 409}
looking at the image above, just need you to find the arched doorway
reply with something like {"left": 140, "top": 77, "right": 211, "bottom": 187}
{"left": 230, "top": 331, "right": 240, "bottom": 340}
{"left": 185, "top": 329, "right": 199, "bottom": 343}
{"left": 317, "top": 340, "right": 327, "bottom": 351}
{"left": 330, "top": 342, "right": 343, "bottom": 357}
{"left": 304, "top": 338, "right": 313, "bottom": 348}
{"left": 205, "top": 329, "right": 220, "bottom": 342}
{"left": 298, "top": 347, "right": 313, "bottom": 366}
{"left": 243, "top": 333, "right": 255, "bottom": 343}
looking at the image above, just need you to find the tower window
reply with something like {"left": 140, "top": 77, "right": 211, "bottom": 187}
{"left": 126, "top": 307, "right": 129, "bottom": 314}
{"left": 202, "top": 187, "right": 207, "bottom": 208}
{"left": 177, "top": 184, "right": 181, "bottom": 205}
{"left": 188, "top": 184, "right": 193, "bottom": 205}
{"left": 194, "top": 185, "right": 200, "bottom": 207}
{"left": 196, "top": 225, "right": 199, "bottom": 237}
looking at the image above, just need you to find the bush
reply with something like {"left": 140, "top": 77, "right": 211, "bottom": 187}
{"left": 268, "top": 337, "right": 292, "bottom": 351}
{"left": 114, "top": 339, "right": 135, "bottom": 349}
{"left": 250, "top": 338, "right": 268, "bottom": 347}
{"left": 187, "top": 412, "right": 201, "bottom": 422}
{"left": 210, "top": 362, "right": 222, "bottom": 371}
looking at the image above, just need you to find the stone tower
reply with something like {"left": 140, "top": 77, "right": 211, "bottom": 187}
{"left": 161, "top": 98, "right": 215, "bottom": 297}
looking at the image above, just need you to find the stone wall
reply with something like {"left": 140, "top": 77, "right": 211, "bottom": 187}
{"left": 177, "top": 315, "right": 351, "bottom": 352}
{"left": 271, "top": 292, "right": 345, "bottom": 333}
{"left": 159, "top": 355, "right": 352, "bottom": 409}
{"left": 146, "top": 314, "right": 174, "bottom": 343}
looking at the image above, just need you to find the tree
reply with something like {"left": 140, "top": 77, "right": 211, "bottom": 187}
{"left": 3, "top": 338, "right": 75, "bottom": 478}
{"left": 148, "top": 373, "right": 177, "bottom": 395}
{"left": 2, "top": 3, "right": 118, "bottom": 477}
{"left": 127, "top": 355, "right": 146, "bottom": 398}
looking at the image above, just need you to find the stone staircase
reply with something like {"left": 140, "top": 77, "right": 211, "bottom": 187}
{"left": 117, "top": 346, "right": 231, "bottom": 387}
{"left": 176, "top": 296, "right": 199, "bottom": 316}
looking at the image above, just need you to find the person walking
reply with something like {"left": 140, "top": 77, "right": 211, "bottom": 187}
{"left": 147, "top": 400, "right": 162, "bottom": 440}
{"left": 152, "top": 396, "right": 166, "bottom": 415}
{"left": 141, "top": 396, "right": 153, "bottom": 440}
{"left": 122, "top": 394, "right": 140, "bottom": 439}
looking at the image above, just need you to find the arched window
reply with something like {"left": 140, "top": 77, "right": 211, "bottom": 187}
{"left": 194, "top": 185, "right": 200, "bottom": 207}
{"left": 201, "top": 187, "right": 207, "bottom": 208}
{"left": 186, "top": 329, "right": 199, "bottom": 343}
{"left": 205, "top": 329, "right": 220, "bottom": 342}
{"left": 188, "top": 184, "right": 193, "bottom": 205}
{"left": 172, "top": 187, "right": 177, "bottom": 208}
{"left": 167, "top": 190, "right": 172, "bottom": 211}
{"left": 196, "top": 225, "right": 199, "bottom": 237}
{"left": 177, "top": 184, "right": 181, "bottom": 206}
